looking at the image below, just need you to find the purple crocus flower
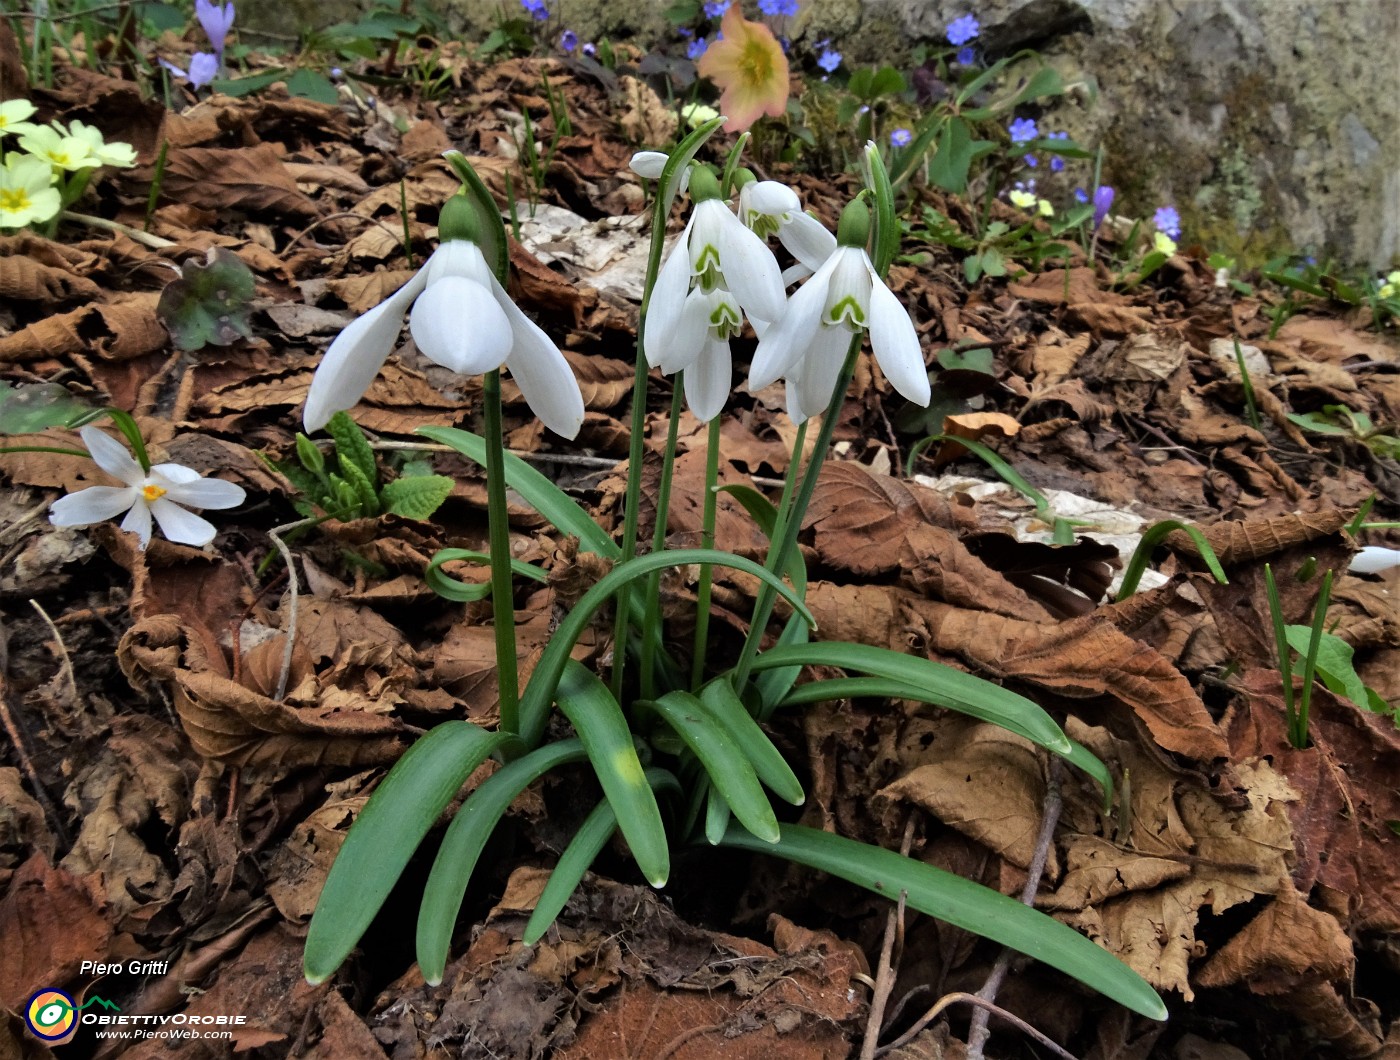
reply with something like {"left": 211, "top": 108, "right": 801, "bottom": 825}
{"left": 1092, "top": 185, "right": 1115, "bottom": 228}
{"left": 1008, "top": 116, "right": 1037, "bottom": 144}
{"left": 1153, "top": 204, "right": 1181, "bottom": 238}
{"left": 946, "top": 14, "right": 980, "bottom": 46}
{"left": 194, "top": 0, "right": 234, "bottom": 56}
{"left": 559, "top": 29, "right": 578, "bottom": 52}
{"left": 161, "top": 51, "right": 219, "bottom": 89}
{"left": 891, "top": 128, "right": 912, "bottom": 148}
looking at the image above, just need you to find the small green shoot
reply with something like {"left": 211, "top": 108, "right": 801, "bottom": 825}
{"left": 1264, "top": 563, "right": 1334, "bottom": 748}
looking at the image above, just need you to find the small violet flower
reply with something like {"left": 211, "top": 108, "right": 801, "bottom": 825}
{"left": 160, "top": 52, "right": 220, "bottom": 90}
{"left": 643, "top": 166, "right": 786, "bottom": 420}
{"left": 1153, "top": 204, "right": 1181, "bottom": 238}
{"left": 49, "top": 426, "right": 245, "bottom": 549}
{"left": 704, "top": 0, "right": 729, "bottom": 16}
{"left": 521, "top": 0, "right": 549, "bottom": 20}
{"left": 956, "top": 46, "right": 976, "bottom": 65}
{"left": 817, "top": 47, "right": 842, "bottom": 73}
{"left": 758, "top": 0, "right": 800, "bottom": 14}
{"left": 582, "top": 41, "right": 597, "bottom": 56}
{"left": 194, "top": 0, "right": 235, "bottom": 56}
{"left": 696, "top": 6, "right": 790, "bottom": 132}
{"left": 1023, "top": 153, "right": 1038, "bottom": 167}
{"left": 1092, "top": 185, "right": 1115, "bottom": 228}
{"left": 560, "top": 29, "right": 578, "bottom": 52}
{"left": 1050, "top": 156, "right": 1064, "bottom": 172}
{"left": 1073, "top": 187, "right": 1089, "bottom": 204}
{"left": 304, "top": 199, "right": 584, "bottom": 438}
{"left": 750, "top": 190, "right": 930, "bottom": 421}
{"left": 946, "top": 14, "right": 980, "bottom": 46}
{"left": 1008, "top": 117, "right": 1038, "bottom": 145}
{"left": 890, "top": 128, "right": 912, "bottom": 148}
{"left": 687, "top": 36, "right": 709, "bottom": 60}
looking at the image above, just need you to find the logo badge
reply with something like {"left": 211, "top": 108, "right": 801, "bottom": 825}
{"left": 25, "top": 989, "right": 78, "bottom": 1044}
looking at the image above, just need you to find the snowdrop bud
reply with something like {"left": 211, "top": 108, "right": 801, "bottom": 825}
{"left": 438, "top": 193, "right": 481, "bottom": 244}
{"left": 1351, "top": 546, "right": 1400, "bottom": 574}
{"left": 835, "top": 197, "right": 871, "bottom": 248}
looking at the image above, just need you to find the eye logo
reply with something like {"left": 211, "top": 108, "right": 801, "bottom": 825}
{"left": 25, "top": 989, "right": 78, "bottom": 1043}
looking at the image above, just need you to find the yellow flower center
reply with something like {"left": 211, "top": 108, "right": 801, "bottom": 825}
{"left": 141, "top": 484, "right": 167, "bottom": 502}
{"left": 0, "top": 188, "right": 31, "bottom": 213}
{"left": 739, "top": 38, "right": 775, "bottom": 87}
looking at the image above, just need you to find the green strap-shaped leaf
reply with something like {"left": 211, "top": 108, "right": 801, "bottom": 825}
{"left": 721, "top": 824, "right": 1166, "bottom": 1021}
{"left": 862, "top": 142, "right": 899, "bottom": 277}
{"left": 518, "top": 549, "right": 815, "bottom": 748}
{"left": 1117, "top": 520, "right": 1228, "bottom": 600}
{"left": 777, "top": 675, "right": 1110, "bottom": 804}
{"left": 418, "top": 426, "right": 619, "bottom": 559}
{"left": 655, "top": 116, "right": 725, "bottom": 234}
{"left": 647, "top": 691, "right": 779, "bottom": 844}
{"left": 554, "top": 660, "right": 670, "bottom": 887}
{"left": 715, "top": 484, "right": 806, "bottom": 593}
{"left": 749, "top": 643, "right": 1072, "bottom": 756}
{"left": 425, "top": 548, "right": 549, "bottom": 603}
{"left": 522, "top": 768, "right": 681, "bottom": 946}
{"left": 754, "top": 613, "right": 811, "bottom": 721}
{"left": 705, "top": 781, "right": 732, "bottom": 845}
{"left": 698, "top": 680, "right": 804, "bottom": 805}
{"left": 417, "top": 739, "right": 587, "bottom": 984}
{"left": 304, "top": 721, "right": 521, "bottom": 984}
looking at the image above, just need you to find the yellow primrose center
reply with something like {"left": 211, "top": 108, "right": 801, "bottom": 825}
{"left": 0, "top": 188, "right": 31, "bottom": 214}
{"left": 141, "top": 484, "right": 167, "bottom": 502}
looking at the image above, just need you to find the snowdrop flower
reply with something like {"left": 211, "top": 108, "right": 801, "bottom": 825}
{"left": 642, "top": 166, "right": 785, "bottom": 408}
{"left": 750, "top": 197, "right": 930, "bottom": 420}
{"left": 735, "top": 172, "right": 835, "bottom": 283}
{"left": 304, "top": 196, "right": 584, "bottom": 438}
{"left": 1351, "top": 546, "right": 1400, "bottom": 574}
{"left": 0, "top": 154, "right": 61, "bottom": 229}
{"left": 630, "top": 150, "right": 691, "bottom": 195}
{"left": 49, "top": 426, "right": 245, "bottom": 549}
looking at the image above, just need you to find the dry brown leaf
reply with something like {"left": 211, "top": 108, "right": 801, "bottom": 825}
{"left": 1195, "top": 882, "right": 1353, "bottom": 991}
{"left": 0, "top": 245, "right": 102, "bottom": 301}
{"left": 1068, "top": 302, "right": 1153, "bottom": 337}
{"left": 0, "top": 767, "right": 54, "bottom": 867}
{"left": 158, "top": 144, "right": 322, "bottom": 221}
{"left": 933, "top": 411, "right": 1021, "bottom": 466}
{"left": 0, "top": 295, "right": 166, "bottom": 363}
{"left": 803, "top": 461, "right": 959, "bottom": 576}
{"left": 1008, "top": 267, "right": 1126, "bottom": 306}
{"left": 325, "top": 268, "right": 417, "bottom": 313}
{"left": 1165, "top": 508, "right": 1351, "bottom": 566}
{"left": 1028, "top": 330, "right": 1092, "bottom": 384}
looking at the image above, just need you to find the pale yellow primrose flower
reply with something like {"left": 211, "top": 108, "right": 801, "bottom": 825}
{"left": 1037, "top": 199, "right": 1054, "bottom": 217}
{"left": 1008, "top": 189, "right": 1036, "bottom": 210}
{"left": 1153, "top": 231, "right": 1177, "bottom": 255}
{"left": 61, "top": 120, "right": 138, "bottom": 168}
{"left": 0, "top": 154, "right": 61, "bottom": 229}
{"left": 0, "top": 98, "right": 40, "bottom": 139}
{"left": 17, "top": 124, "right": 99, "bottom": 171}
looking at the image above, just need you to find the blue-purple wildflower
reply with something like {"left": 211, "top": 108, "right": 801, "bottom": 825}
{"left": 560, "top": 29, "right": 578, "bottom": 52}
{"left": 194, "top": 0, "right": 234, "bottom": 56}
{"left": 891, "top": 128, "right": 912, "bottom": 148}
{"left": 817, "top": 47, "right": 842, "bottom": 73}
{"left": 1050, "top": 156, "right": 1064, "bottom": 172}
{"left": 1023, "top": 154, "right": 1038, "bottom": 167}
{"left": 582, "top": 41, "right": 596, "bottom": 56}
{"left": 1153, "top": 205, "right": 1181, "bottom": 238}
{"left": 946, "top": 14, "right": 980, "bottom": 46}
{"left": 1008, "top": 117, "right": 1038, "bottom": 144}
{"left": 1073, "top": 187, "right": 1089, "bottom": 204}
{"left": 687, "top": 36, "right": 709, "bottom": 60}
{"left": 759, "top": 0, "right": 800, "bottom": 15}
{"left": 703, "top": 0, "right": 729, "bottom": 16}
{"left": 1092, "top": 185, "right": 1115, "bottom": 228}
{"left": 956, "top": 46, "right": 976, "bottom": 65}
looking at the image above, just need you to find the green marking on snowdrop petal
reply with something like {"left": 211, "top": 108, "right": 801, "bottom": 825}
{"left": 827, "top": 295, "right": 866, "bottom": 327}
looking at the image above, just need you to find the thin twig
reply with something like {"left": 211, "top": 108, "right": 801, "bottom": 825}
{"left": 29, "top": 599, "right": 77, "bottom": 707}
{"left": 860, "top": 815, "right": 917, "bottom": 1060}
{"left": 966, "top": 757, "right": 1066, "bottom": 1059}
{"left": 266, "top": 519, "right": 317, "bottom": 702}
{"left": 873, "top": 992, "right": 1079, "bottom": 1060}
{"left": 61, "top": 210, "right": 177, "bottom": 249}
{"left": 0, "top": 671, "right": 71, "bottom": 848}
{"left": 278, "top": 211, "right": 408, "bottom": 259}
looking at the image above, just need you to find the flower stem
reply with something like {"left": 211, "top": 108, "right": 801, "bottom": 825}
{"left": 691, "top": 415, "right": 722, "bottom": 689}
{"left": 482, "top": 369, "right": 520, "bottom": 737}
{"left": 732, "top": 335, "right": 862, "bottom": 694}
{"left": 0, "top": 445, "right": 90, "bottom": 458}
{"left": 639, "top": 377, "right": 685, "bottom": 700}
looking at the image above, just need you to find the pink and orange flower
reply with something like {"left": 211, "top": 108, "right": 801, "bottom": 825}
{"left": 696, "top": 6, "right": 790, "bottom": 132}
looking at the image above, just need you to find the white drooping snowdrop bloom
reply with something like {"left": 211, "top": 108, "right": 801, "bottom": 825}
{"left": 1350, "top": 546, "right": 1400, "bottom": 574}
{"left": 629, "top": 150, "right": 691, "bottom": 196}
{"left": 49, "top": 426, "right": 246, "bottom": 549}
{"left": 304, "top": 197, "right": 584, "bottom": 439}
{"left": 749, "top": 197, "right": 930, "bottom": 421}
{"left": 736, "top": 174, "right": 837, "bottom": 286}
{"left": 641, "top": 166, "right": 786, "bottom": 420}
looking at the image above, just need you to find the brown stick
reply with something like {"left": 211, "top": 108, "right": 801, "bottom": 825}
{"left": 874, "top": 992, "right": 1080, "bottom": 1060}
{"left": 859, "top": 815, "right": 917, "bottom": 1060}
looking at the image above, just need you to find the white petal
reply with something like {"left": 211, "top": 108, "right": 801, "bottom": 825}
{"left": 159, "top": 474, "right": 246, "bottom": 510}
{"left": 120, "top": 499, "right": 154, "bottom": 548}
{"left": 410, "top": 275, "right": 513, "bottom": 375}
{"left": 150, "top": 498, "right": 218, "bottom": 547}
{"left": 684, "top": 337, "right": 732, "bottom": 422}
{"left": 783, "top": 379, "right": 807, "bottom": 425}
{"left": 490, "top": 275, "right": 585, "bottom": 439}
{"left": 747, "top": 180, "right": 801, "bottom": 217}
{"left": 423, "top": 240, "right": 493, "bottom": 285}
{"left": 79, "top": 425, "right": 142, "bottom": 485}
{"left": 1351, "top": 546, "right": 1400, "bottom": 574}
{"left": 148, "top": 462, "right": 202, "bottom": 485}
{"left": 825, "top": 247, "right": 873, "bottom": 326}
{"left": 49, "top": 485, "right": 137, "bottom": 527}
{"left": 867, "top": 273, "right": 930, "bottom": 406}
{"left": 748, "top": 253, "right": 840, "bottom": 391}
{"left": 797, "top": 323, "right": 856, "bottom": 419}
{"left": 657, "top": 289, "right": 712, "bottom": 375}
{"left": 712, "top": 208, "right": 786, "bottom": 324}
{"left": 780, "top": 262, "right": 815, "bottom": 287}
{"left": 303, "top": 270, "right": 429, "bottom": 432}
{"left": 628, "top": 151, "right": 667, "bottom": 179}
{"left": 642, "top": 220, "right": 696, "bottom": 367}
{"left": 778, "top": 211, "right": 838, "bottom": 275}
